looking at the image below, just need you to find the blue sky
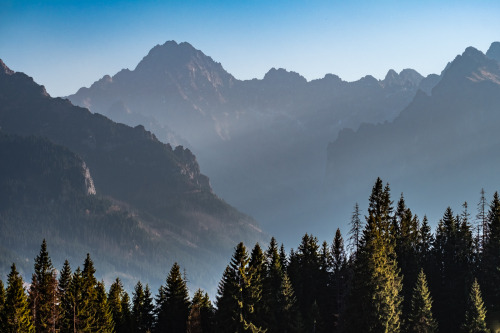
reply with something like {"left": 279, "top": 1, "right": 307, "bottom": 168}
{"left": 1, "top": 0, "right": 499, "bottom": 97}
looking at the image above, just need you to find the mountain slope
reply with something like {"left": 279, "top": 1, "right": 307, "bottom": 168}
{"left": 0, "top": 60, "right": 266, "bottom": 294}
{"left": 67, "top": 41, "right": 436, "bottom": 243}
{"left": 326, "top": 43, "right": 500, "bottom": 224}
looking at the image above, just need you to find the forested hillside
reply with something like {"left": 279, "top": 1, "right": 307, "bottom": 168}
{"left": 0, "top": 59, "right": 267, "bottom": 295}
{"left": 2, "top": 178, "right": 499, "bottom": 332}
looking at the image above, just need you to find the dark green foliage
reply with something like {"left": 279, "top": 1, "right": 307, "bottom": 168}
{"left": 3, "top": 264, "right": 34, "bottom": 332}
{"left": 462, "top": 279, "right": 490, "bottom": 333}
{"left": 331, "top": 228, "right": 347, "bottom": 330}
{"left": 58, "top": 260, "right": 72, "bottom": 333}
{"left": 343, "top": 178, "right": 403, "bottom": 333}
{"left": 215, "top": 242, "right": 264, "bottom": 333}
{"left": 187, "top": 289, "right": 214, "bottom": 333}
{"left": 95, "top": 281, "right": 114, "bottom": 332}
{"left": 132, "top": 282, "right": 154, "bottom": 333}
{"left": 432, "top": 207, "right": 474, "bottom": 333}
{"left": 348, "top": 202, "right": 363, "bottom": 256}
{"left": 29, "top": 239, "right": 58, "bottom": 333}
{"left": 108, "top": 277, "right": 129, "bottom": 333}
{"left": 249, "top": 244, "right": 266, "bottom": 330}
{"left": 481, "top": 192, "right": 500, "bottom": 315}
{"left": 407, "top": 269, "right": 438, "bottom": 333}
{"left": 156, "top": 262, "right": 190, "bottom": 333}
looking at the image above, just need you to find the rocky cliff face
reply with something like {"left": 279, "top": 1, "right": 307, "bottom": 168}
{"left": 0, "top": 60, "right": 266, "bottom": 295}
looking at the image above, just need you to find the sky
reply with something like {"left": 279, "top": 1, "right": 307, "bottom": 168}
{"left": 1, "top": 0, "right": 500, "bottom": 97}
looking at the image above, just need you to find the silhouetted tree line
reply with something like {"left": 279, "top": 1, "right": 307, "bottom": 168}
{"left": 1, "top": 177, "right": 499, "bottom": 332}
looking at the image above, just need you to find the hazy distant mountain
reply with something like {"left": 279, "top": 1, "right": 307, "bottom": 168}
{"left": 326, "top": 43, "right": 500, "bottom": 225}
{"left": 0, "top": 59, "right": 266, "bottom": 294}
{"left": 68, "top": 41, "right": 435, "bottom": 243}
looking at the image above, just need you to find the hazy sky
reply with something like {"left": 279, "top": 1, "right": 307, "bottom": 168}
{"left": 1, "top": 0, "right": 499, "bottom": 97}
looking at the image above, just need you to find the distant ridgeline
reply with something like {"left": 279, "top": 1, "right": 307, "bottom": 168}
{"left": 1, "top": 178, "right": 499, "bottom": 332}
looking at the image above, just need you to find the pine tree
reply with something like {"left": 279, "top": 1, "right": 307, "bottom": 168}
{"left": 187, "top": 289, "right": 214, "bottom": 333}
{"left": 462, "top": 279, "right": 490, "bottom": 333}
{"left": 58, "top": 259, "right": 72, "bottom": 333}
{"left": 215, "top": 242, "right": 264, "bottom": 333}
{"left": 30, "top": 239, "right": 58, "bottom": 332}
{"left": 331, "top": 228, "right": 346, "bottom": 329}
{"left": 432, "top": 207, "right": 473, "bottom": 332}
{"left": 476, "top": 188, "right": 488, "bottom": 251}
{"left": 120, "top": 292, "right": 132, "bottom": 333}
{"left": 342, "top": 178, "right": 402, "bottom": 333}
{"left": 108, "top": 277, "right": 126, "bottom": 333}
{"left": 407, "top": 269, "right": 438, "bottom": 333}
{"left": 481, "top": 192, "right": 500, "bottom": 315}
{"left": 249, "top": 244, "right": 266, "bottom": 330}
{"left": 4, "top": 263, "right": 35, "bottom": 333}
{"left": 80, "top": 253, "right": 98, "bottom": 331}
{"left": 132, "top": 282, "right": 154, "bottom": 333}
{"left": 348, "top": 202, "right": 363, "bottom": 257}
{"left": 156, "top": 263, "right": 190, "bottom": 333}
{"left": 278, "top": 273, "right": 302, "bottom": 333}
{"left": 95, "top": 281, "right": 114, "bottom": 332}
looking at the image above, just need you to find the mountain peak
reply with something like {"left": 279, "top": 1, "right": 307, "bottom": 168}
{"left": 263, "top": 68, "right": 307, "bottom": 85}
{"left": 486, "top": 41, "right": 500, "bottom": 63}
{"left": 0, "top": 59, "right": 15, "bottom": 76}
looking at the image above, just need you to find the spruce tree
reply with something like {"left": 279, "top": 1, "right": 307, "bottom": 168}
{"left": 342, "top": 178, "right": 402, "bottom": 333}
{"left": 462, "top": 279, "right": 490, "bottom": 333}
{"left": 249, "top": 243, "right": 266, "bottom": 330}
{"left": 95, "top": 281, "right": 114, "bottom": 332}
{"left": 58, "top": 259, "right": 72, "bottom": 333}
{"left": 132, "top": 281, "right": 154, "bottom": 333}
{"left": 215, "top": 242, "right": 264, "bottom": 333}
{"left": 4, "top": 263, "right": 34, "bottom": 333}
{"left": 187, "top": 289, "right": 214, "bottom": 333}
{"left": 30, "top": 239, "right": 58, "bottom": 332}
{"left": 407, "top": 269, "right": 437, "bottom": 333}
{"left": 120, "top": 292, "right": 132, "bottom": 333}
{"left": 348, "top": 202, "right": 363, "bottom": 257}
{"left": 481, "top": 192, "right": 500, "bottom": 315}
{"left": 156, "top": 263, "right": 190, "bottom": 333}
{"left": 331, "top": 228, "right": 346, "bottom": 329}
{"left": 108, "top": 277, "right": 126, "bottom": 333}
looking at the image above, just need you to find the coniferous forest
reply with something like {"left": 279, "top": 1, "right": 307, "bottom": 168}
{"left": 1, "top": 178, "right": 500, "bottom": 332}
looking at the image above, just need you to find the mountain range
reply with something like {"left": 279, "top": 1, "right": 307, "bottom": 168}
{"left": 68, "top": 41, "right": 440, "bottom": 241}
{"left": 327, "top": 42, "right": 500, "bottom": 224}
{"left": 0, "top": 59, "right": 266, "bottom": 295}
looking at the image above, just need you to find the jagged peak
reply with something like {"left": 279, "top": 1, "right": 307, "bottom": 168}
{"left": 486, "top": 41, "right": 500, "bottom": 62}
{"left": 263, "top": 67, "right": 307, "bottom": 84}
{"left": 0, "top": 59, "right": 15, "bottom": 76}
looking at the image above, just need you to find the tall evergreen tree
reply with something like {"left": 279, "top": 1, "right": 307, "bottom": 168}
{"left": 432, "top": 207, "right": 473, "bottom": 332}
{"left": 108, "top": 278, "right": 127, "bottom": 333}
{"left": 331, "top": 228, "right": 347, "bottom": 330}
{"left": 342, "top": 178, "right": 402, "bottom": 333}
{"left": 58, "top": 259, "right": 72, "bottom": 333}
{"left": 481, "top": 192, "right": 500, "bottom": 316}
{"left": 132, "top": 282, "right": 154, "bottom": 333}
{"left": 462, "top": 279, "right": 490, "bottom": 333}
{"left": 348, "top": 202, "right": 363, "bottom": 257}
{"left": 95, "top": 281, "right": 114, "bottom": 332}
{"left": 156, "top": 263, "right": 190, "bottom": 333}
{"left": 4, "top": 263, "right": 34, "bottom": 333}
{"left": 476, "top": 188, "right": 488, "bottom": 251}
{"left": 249, "top": 244, "right": 266, "bottom": 330}
{"left": 215, "top": 242, "right": 264, "bottom": 333}
{"left": 120, "top": 292, "right": 132, "bottom": 333}
{"left": 187, "top": 289, "right": 214, "bottom": 333}
{"left": 407, "top": 269, "right": 438, "bottom": 333}
{"left": 30, "top": 239, "right": 58, "bottom": 332}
